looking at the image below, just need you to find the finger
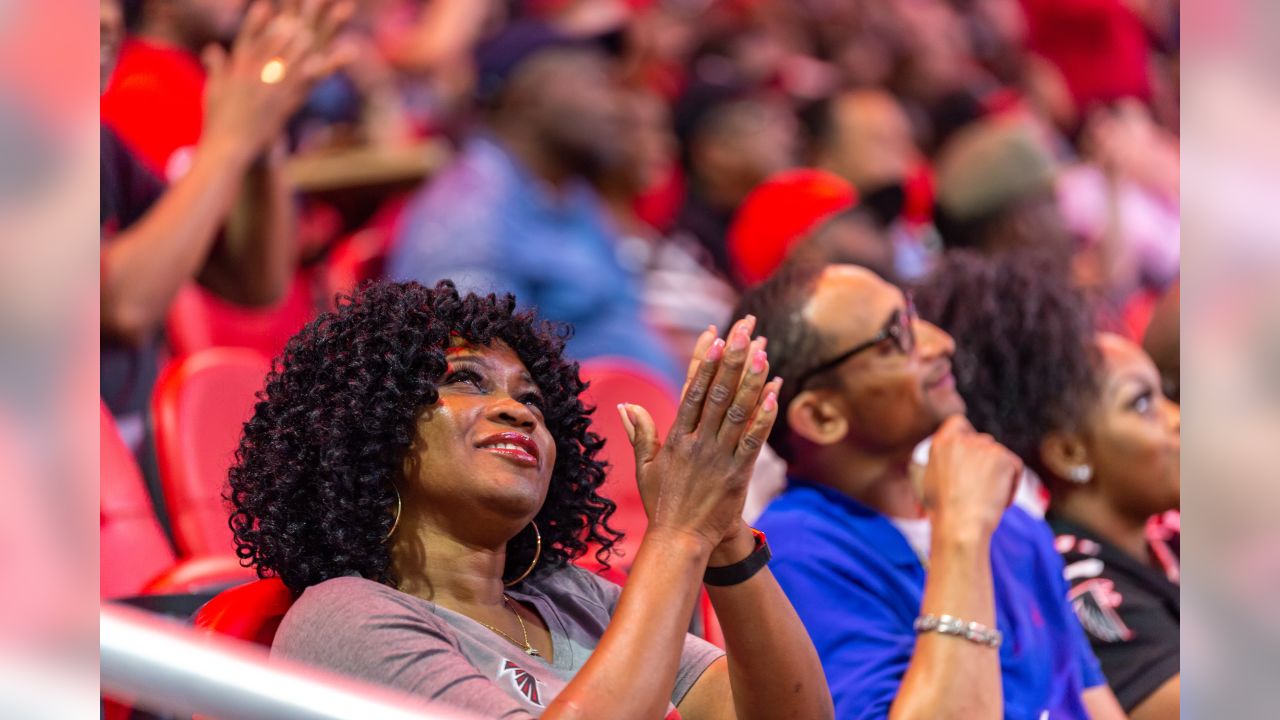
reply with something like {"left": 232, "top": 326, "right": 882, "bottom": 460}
{"left": 681, "top": 326, "right": 716, "bottom": 399}
{"left": 315, "top": 36, "right": 360, "bottom": 76}
{"left": 672, "top": 335, "right": 725, "bottom": 436}
{"left": 1004, "top": 456, "right": 1024, "bottom": 507}
{"left": 314, "top": 0, "right": 356, "bottom": 50}
{"left": 935, "top": 414, "right": 974, "bottom": 439}
{"left": 717, "top": 336, "right": 769, "bottom": 445}
{"left": 258, "top": 14, "right": 307, "bottom": 62}
{"left": 698, "top": 315, "right": 756, "bottom": 438}
{"left": 616, "top": 403, "right": 636, "bottom": 444}
{"left": 298, "top": 0, "right": 323, "bottom": 28}
{"left": 736, "top": 377, "right": 782, "bottom": 461}
{"left": 201, "top": 43, "right": 228, "bottom": 82}
{"left": 278, "top": 19, "right": 314, "bottom": 67}
{"left": 235, "top": 0, "right": 274, "bottom": 50}
{"left": 622, "top": 404, "right": 661, "bottom": 467}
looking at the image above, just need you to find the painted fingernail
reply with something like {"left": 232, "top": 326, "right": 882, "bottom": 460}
{"left": 617, "top": 404, "right": 636, "bottom": 442}
{"left": 751, "top": 350, "right": 767, "bottom": 374}
{"left": 707, "top": 338, "right": 726, "bottom": 361}
{"left": 730, "top": 326, "right": 749, "bottom": 351}
{"left": 763, "top": 391, "right": 778, "bottom": 411}
{"left": 759, "top": 336, "right": 768, "bottom": 351}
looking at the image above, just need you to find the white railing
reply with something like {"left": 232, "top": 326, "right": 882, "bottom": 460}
{"left": 101, "top": 604, "right": 482, "bottom": 720}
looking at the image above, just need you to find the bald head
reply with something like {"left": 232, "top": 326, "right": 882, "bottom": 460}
{"left": 804, "top": 265, "right": 898, "bottom": 347}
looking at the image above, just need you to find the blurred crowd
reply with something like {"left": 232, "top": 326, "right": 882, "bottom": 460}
{"left": 99, "top": 0, "right": 1180, "bottom": 716}
{"left": 100, "top": 0, "right": 1181, "bottom": 415}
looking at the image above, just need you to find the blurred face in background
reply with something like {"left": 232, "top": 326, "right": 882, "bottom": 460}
{"left": 606, "top": 89, "right": 677, "bottom": 198}
{"left": 508, "top": 48, "right": 629, "bottom": 182}
{"left": 802, "top": 211, "right": 897, "bottom": 283}
{"left": 101, "top": 0, "right": 124, "bottom": 93}
{"left": 694, "top": 95, "right": 798, "bottom": 196}
{"left": 972, "top": 0, "right": 1028, "bottom": 48}
{"left": 820, "top": 89, "right": 918, "bottom": 192}
{"left": 172, "top": 0, "right": 249, "bottom": 49}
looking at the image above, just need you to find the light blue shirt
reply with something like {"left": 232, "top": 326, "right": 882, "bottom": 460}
{"left": 389, "top": 136, "right": 678, "bottom": 383}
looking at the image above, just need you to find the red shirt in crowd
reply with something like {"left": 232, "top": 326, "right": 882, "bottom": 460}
{"left": 1022, "top": 0, "right": 1152, "bottom": 110}
{"left": 100, "top": 37, "right": 206, "bottom": 180}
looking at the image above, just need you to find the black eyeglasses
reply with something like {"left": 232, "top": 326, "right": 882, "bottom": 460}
{"left": 795, "top": 293, "right": 917, "bottom": 390}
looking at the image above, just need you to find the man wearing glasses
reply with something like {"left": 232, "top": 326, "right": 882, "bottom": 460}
{"left": 739, "top": 262, "right": 1126, "bottom": 719}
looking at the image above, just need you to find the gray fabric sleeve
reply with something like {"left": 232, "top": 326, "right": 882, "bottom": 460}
{"left": 569, "top": 566, "right": 726, "bottom": 705}
{"left": 272, "top": 577, "right": 535, "bottom": 719}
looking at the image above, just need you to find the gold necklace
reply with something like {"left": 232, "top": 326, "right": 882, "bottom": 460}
{"left": 478, "top": 594, "right": 541, "bottom": 657}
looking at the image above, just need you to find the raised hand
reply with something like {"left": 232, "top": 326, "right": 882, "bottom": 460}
{"left": 618, "top": 318, "right": 783, "bottom": 550}
{"left": 199, "top": 0, "right": 356, "bottom": 164}
{"left": 920, "top": 415, "right": 1022, "bottom": 539}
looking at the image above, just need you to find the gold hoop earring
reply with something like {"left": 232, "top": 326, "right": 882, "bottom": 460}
{"left": 504, "top": 520, "right": 542, "bottom": 587}
{"left": 383, "top": 487, "right": 402, "bottom": 543}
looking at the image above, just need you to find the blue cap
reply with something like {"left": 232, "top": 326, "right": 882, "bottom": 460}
{"left": 473, "top": 20, "right": 623, "bottom": 103}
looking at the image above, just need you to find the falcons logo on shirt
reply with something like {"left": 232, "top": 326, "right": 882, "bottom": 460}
{"left": 499, "top": 660, "right": 545, "bottom": 707}
{"left": 1069, "top": 578, "right": 1134, "bottom": 643}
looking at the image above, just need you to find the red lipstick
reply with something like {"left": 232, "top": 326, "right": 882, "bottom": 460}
{"left": 476, "top": 432, "right": 540, "bottom": 468}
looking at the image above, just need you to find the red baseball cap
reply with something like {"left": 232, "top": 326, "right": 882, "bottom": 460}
{"left": 728, "top": 169, "right": 858, "bottom": 286}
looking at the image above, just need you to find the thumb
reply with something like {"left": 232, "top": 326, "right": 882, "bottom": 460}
{"left": 935, "top": 413, "right": 974, "bottom": 439}
{"left": 619, "top": 403, "right": 660, "bottom": 466}
{"left": 201, "top": 43, "right": 227, "bottom": 79}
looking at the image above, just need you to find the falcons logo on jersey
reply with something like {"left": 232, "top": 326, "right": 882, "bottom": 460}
{"left": 1069, "top": 578, "right": 1134, "bottom": 643}
{"left": 499, "top": 660, "right": 545, "bottom": 707}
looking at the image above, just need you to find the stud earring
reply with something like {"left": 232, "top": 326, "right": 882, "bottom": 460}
{"left": 1066, "top": 465, "right": 1093, "bottom": 484}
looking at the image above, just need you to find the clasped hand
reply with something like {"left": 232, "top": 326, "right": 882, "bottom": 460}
{"left": 619, "top": 316, "right": 783, "bottom": 552}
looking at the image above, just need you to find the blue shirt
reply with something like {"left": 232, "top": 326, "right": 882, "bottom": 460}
{"left": 757, "top": 480, "right": 1105, "bottom": 719}
{"left": 389, "top": 136, "right": 678, "bottom": 383}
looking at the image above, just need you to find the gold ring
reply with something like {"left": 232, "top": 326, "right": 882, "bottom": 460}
{"left": 260, "top": 57, "right": 287, "bottom": 84}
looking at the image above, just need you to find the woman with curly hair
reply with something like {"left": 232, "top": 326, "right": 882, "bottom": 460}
{"left": 915, "top": 250, "right": 1180, "bottom": 720}
{"left": 228, "top": 280, "right": 832, "bottom": 720}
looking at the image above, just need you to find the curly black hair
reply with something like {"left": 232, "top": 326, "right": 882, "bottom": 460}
{"left": 914, "top": 249, "right": 1099, "bottom": 477}
{"left": 228, "top": 280, "right": 621, "bottom": 594}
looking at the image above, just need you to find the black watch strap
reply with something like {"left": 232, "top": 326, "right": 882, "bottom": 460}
{"left": 703, "top": 529, "right": 771, "bottom": 587}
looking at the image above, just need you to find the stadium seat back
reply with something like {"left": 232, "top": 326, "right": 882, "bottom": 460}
{"left": 165, "top": 271, "right": 317, "bottom": 360}
{"left": 151, "top": 348, "right": 271, "bottom": 557}
{"left": 324, "top": 228, "right": 393, "bottom": 301}
{"left": 575, "top": 359, "right": 679, "bottom": 575}
{"left": 194, "top": 577, "right": 296, "bottom": 647}
{"left": 100, "top": 401, "right": 177, "bottom": 600}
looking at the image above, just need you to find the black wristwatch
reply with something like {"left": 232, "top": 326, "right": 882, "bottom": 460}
{"left": 703, "top": 528, "right": 772, "bottom": 586}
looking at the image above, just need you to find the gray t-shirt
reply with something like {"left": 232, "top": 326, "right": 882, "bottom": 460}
{"left": 272, "top": 564, "right": 724, "bottom": 718}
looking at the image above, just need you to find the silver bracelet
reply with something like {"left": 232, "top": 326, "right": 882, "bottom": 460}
{"left": 913, "top": 614, "right": 1003, "bottom": 648}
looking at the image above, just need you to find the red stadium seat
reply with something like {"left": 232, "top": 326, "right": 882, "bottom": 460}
{"left": 151, "top": 348, "right": 271, "bottom": 558}
{"left": 576, "top": 358, "right": 679, "bottom": 575}
{"left": 697, "top": 589, "right": 725, "bottom": 649}
{"left": 165, "top": 271, "right": 318, "bottom": 360}
{"left": 101, "top": 401, "right": 178, "bottom": 600}
{"left": 322, "top": 194, "right": 408, "bottom": 304}
{"left": 194, "top": 577, "right": 295, "bottom": 647}
{"left": 142, "top": 554, "right": 255, "bottom": 595}
{"left": 324, "top": 227, "right": 393, "bottom": 302}
{"left": 102, "top": 401, "right": 255, "bottom": 599}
